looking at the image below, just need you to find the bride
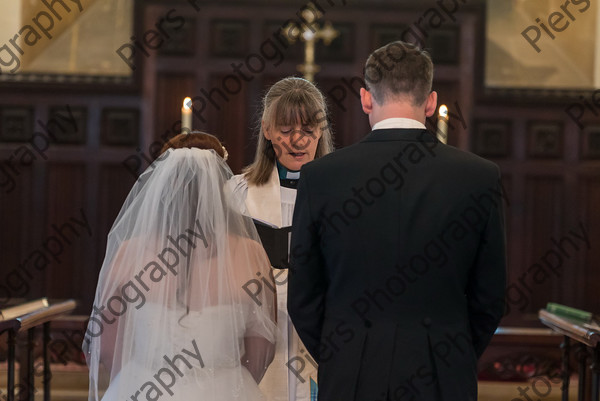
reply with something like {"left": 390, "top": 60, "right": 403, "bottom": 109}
{"left": 84, "top": 132, "right": 277, "bottom": 401}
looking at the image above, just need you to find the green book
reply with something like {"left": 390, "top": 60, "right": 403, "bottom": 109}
{"left": 546, "top": 302, "right": 592, "bottom": 322}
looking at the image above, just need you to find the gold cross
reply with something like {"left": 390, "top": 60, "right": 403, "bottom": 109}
{"left": 283, "top": 4, "right": 340, "bottom": 82}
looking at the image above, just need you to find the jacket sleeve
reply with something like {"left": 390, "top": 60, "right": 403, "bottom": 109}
{"left": 467, "top": 168, "right": 507, "bottom": 358}
{"left": 288, "top": 169, "right": 327, "bottom": 361}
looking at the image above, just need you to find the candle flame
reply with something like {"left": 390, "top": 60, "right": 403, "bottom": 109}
{"left": 183, "top": 97, "right": 192, "bottom": 110}
{"left": 439, "top": 104, "right": 448, "bottom": 118}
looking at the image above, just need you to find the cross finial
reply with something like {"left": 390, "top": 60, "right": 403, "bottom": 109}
{"left": 283, "top": 3, "right": 340, "bottom": 82}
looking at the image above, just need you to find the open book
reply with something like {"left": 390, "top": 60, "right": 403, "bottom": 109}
{"left": 253, "top": 218, "right": 291, "bottom": 269}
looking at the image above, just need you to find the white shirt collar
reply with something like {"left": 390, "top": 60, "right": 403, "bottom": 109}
{"left": 372, "top": 118, "right": 426, "bottom": 131}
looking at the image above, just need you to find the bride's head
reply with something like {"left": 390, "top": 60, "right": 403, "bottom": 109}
{"left": 147, "top": 132, "right": 238, "bottom": 315}
{"left": 150, "top": 133, "right": 234, "bottom": 252}
{"left": 160, "top": 131, "right": 228, "bottom": 160}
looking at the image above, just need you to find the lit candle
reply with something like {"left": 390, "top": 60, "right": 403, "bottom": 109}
{"left": 437, "top": 104, "right": 448, "bottom": 144}
{"left": 182, "top": 97, "right": 192, "bottom": 134}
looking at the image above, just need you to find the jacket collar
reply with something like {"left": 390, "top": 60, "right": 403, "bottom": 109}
{"left": 362, "top": 128, "right": 438, "bottom": 143}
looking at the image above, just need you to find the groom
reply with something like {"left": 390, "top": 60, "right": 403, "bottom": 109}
{"left": 288, "top": 41, "right": 506, "bottom": 401}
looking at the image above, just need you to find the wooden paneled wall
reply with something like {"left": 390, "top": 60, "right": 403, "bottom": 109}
{"left": 0, "top": 0, "right": 598, "bottom": 333}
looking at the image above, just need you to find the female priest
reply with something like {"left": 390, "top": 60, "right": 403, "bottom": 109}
{"left": 229, "top": 77, "right": 334, "bottom": 401}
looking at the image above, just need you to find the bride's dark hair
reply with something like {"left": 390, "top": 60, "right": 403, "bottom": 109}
{"left": 161, "top": 131, "right": 226, "bottom": 158}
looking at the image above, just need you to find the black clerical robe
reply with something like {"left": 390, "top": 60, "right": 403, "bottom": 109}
{"left": 288, "top": 129, "right": 506, "bottom": 401}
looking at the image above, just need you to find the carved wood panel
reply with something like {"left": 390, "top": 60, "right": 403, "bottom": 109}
{"left": 44, "top": 163, "right": 88, "bottom": 305}
{"left": 0, "top": 1, "right": 598, "bottom": 338}
{"left": 578, "top": 176, "right": 600, "bottom": 313}
{"left": 205, "top": 74, "right": 249, "bottom": 174}
{"left": 521, "top": 176, "right": 566, "bottom": 314}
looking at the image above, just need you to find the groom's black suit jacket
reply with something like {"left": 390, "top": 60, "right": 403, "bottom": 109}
{"left": 288, "top": 129, "right": 506, "bottom": 401}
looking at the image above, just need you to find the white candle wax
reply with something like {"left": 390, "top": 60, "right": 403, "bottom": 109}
{"left": 437, "top": 104, "right": 448, "bottom": 144}
{"left": 182, "top": 97, "right": 192, "bottom": 134}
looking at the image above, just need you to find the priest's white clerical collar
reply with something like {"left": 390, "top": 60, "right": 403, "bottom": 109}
{"left": 372, "top": 118, "right": 426, "bottom": 131}
{"left": 276, "top": 161, "right": 300, "bottom": 180}
{"left": 286, "top": 170, "right": 300, "bottom": 179}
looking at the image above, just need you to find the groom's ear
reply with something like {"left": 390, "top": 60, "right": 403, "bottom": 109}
{"left": 360, "top": 88, "right": 373, "bottom": 115}
{"left": 424, "top": 91, "right": 438, "bottom": 118}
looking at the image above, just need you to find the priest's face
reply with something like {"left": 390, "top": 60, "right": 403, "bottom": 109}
{"left": 265, "top": 124, "right": 322, "bottom": 171}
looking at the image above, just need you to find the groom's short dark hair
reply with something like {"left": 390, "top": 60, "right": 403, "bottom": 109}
{"left": 364, "top": 41, "right": 433, "bottom": 107}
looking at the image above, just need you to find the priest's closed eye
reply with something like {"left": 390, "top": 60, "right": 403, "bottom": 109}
{"left": 279, "top": 126, "right": 314, "bottom": 134}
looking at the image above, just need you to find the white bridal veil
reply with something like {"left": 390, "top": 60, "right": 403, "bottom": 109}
{"left": 84, "top": 148, "right": 277, "bottom": 401}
